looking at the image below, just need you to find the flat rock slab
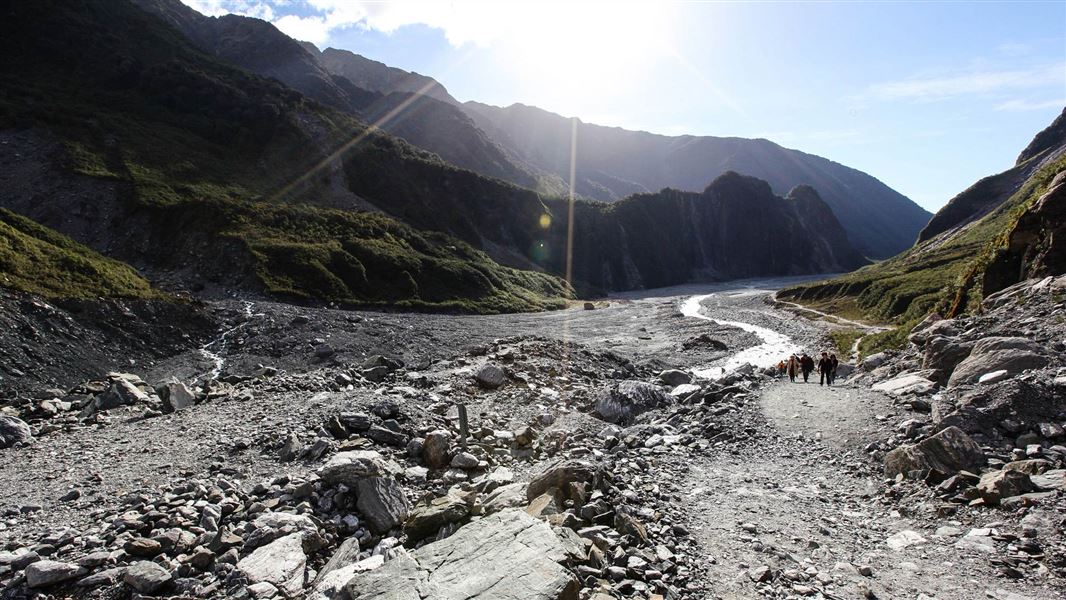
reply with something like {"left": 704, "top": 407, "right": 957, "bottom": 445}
{"left": 871, "top": 373, "right": 936, "bottom": 396}
{"left": 346, "top": 508, "right": 578, "bottom": 600}
{"left": 237, "top": 532, "right": 306, "bottom": 597}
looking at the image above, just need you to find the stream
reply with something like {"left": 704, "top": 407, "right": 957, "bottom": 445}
{"left": 194, "top": 301, "right": 264, "bottom": 384}
{"left": 680, "top": 291, "right": 802, "bottom": 379}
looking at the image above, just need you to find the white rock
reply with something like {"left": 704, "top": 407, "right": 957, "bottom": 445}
{"left": 885, "top": 530, "right": 927, "bottom": 550}
{"left": 978, "top": 370, "right": 1009, "bottom": 384}
{"left": 872, "top": 374, "right": 936, "bottom": 397}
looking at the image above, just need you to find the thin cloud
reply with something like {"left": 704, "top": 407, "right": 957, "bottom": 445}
{"left": 866, "top": 63, "right": 1065, "bottom": 102}
{"left": 995, "top": 98, "right": 1065, "bottom": 111}
{"left": 273, "top": 14, "right": 331, "bottom": 45}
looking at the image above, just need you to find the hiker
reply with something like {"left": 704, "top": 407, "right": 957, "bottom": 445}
{"left": 777, "top": 359, "right": 787, "bottom": 376}
{"left": 829, "top": 353, "right": 839, "bottom": 385}
{"left": 786, "top": 355, "right": 799, "bottom": 382}
{"left": 818, "top": 352, "right": 832, "bottom": 386}
{"left": 800, "top": 353, "right": 814, "bottom": 383}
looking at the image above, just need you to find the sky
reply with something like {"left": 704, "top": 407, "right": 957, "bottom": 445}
{"left": 182, "top": 0, "right": 1066, "bottom": 212}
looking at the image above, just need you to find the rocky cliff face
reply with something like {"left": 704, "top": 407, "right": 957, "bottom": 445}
{"left": 462, "top": 102, "right": 930, "bottom": 259}
{"left": 556, "top": 173, "right": 867, "bottom": 291}
{"left": 982, "top": 171, "right": 1066, "bottom": 296}
{"left": 920, "top": 107, "right": 1066, "bottom": 243}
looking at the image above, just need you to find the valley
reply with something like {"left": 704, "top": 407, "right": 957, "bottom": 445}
{"left": 0, "top": 1, "right": 1063, "bottom": 600}
{"left": 1, "top": 281, "right": 1062, "bottom": 600}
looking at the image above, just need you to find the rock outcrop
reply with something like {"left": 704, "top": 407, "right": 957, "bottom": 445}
{"left": 884, "top": 426, "right": 985, "bottom": 482}
{"left": 344, "top": 509, "right": 578, "bottom": 600}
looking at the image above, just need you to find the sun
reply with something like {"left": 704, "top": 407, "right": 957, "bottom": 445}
{"left": 491, "top": 1, "right": 678, "bottom": 106}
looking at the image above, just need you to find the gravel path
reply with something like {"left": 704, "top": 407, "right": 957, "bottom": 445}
{"left": 674, "top": 295, "right": 1058, "bottom": 600}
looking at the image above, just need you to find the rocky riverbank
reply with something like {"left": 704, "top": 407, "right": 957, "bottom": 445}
{"left": 0, "top": 282, "right": 1062, "bottom": 600}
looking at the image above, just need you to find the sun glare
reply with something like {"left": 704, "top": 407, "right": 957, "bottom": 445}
{"left": 491, "top": 2, "right": 678, "bottom": 106}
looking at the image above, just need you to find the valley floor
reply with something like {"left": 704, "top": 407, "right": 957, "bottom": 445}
{"left": 0, "top": 279, "right": 1060, "bottom": 599}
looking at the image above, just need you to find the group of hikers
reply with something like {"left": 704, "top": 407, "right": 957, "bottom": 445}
{"left": 777, "top": 352, "right": 839, "bottom": 386}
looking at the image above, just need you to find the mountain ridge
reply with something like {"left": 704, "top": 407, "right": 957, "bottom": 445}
{"left": 463, "top": 101, "right": 931, "bottom": 259}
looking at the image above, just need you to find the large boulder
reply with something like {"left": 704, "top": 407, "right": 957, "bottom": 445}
{"left": 884, "top": 426, "right": 985, "bottom": 482}
{"left": 237, "top": 532, "right": 307, "bottom": 597}
{"left": 947, "top": 337, "right": 1049, "bottom": 387}
{"left": 317, "top": 450, "right": 402, "bottom": 486}
{"left": 474, "top": 363, "right": 506, "bottom": 389}
{"left": 593, "top": 381, "right": 671, "bottom": 424}
{"left": 921, "top": 336, "right": 975, "bottom": 384}
{"left": 159, "top": 378, "right": 196, "bottom": 412}
{"left": 526, "top": 459, "right": 602, "bottom": 505}
{"left": 245, "top": 512, "right": 325, "bottom": 552}
{"left": 976, "top": 470, "right": 1039, "bottom": 504}
{"left": 404, "top": 493, "right": 471, "bottom": 542}
{"left": 0, "top": 415, "right": 32, "bottom": 448}
{"left": 658, "top": 369, "right": 692, "bottom": 387}
{"left": 94, "top": 378, "right": 148, "bottom": 410}
{"left": 908, "top": 315, "right": 957, "bottom": 346}
{"left": 345, "top": 509, "right": 578, "bottom": 600}
{"left": 356, "top": 477, "right": 411, "bottom": 534}
{"left": 479, "top": 482, "right": 529, "bottom": 515}
{"left": 124, "top": 561, "right": 172, "bottom": 594}
{"left": 421, "top": 430, "right": 452, "bottom": 469}
{"left": 25, "top": 560, "right": 87, "bottom": 588}
{"left": 871, "top": 373, "right": 937, "bottom": 397}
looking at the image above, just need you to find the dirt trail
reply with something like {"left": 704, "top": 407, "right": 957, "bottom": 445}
{"left": 678, "top": 371, "right": 1053, "bottom": 600}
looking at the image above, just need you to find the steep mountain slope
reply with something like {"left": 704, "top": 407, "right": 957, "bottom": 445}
{"left": 0, "top": 0, "right": 571, "bottom": 313}
{"left": 0, "top": 208, "right": 160, "bottom": 301}
{"left": 463, "top": 102, "right": 931, "bottom": 259}
{"left": 132, "top": 0, "right": 559, "bottom": 194}
{"left": 318, "top": 47, "right": 459, "bottom": 106}
{"left": 919, "top": 108, "right": 1066, "bottom": 242}
{"left": 778, "top": 107, "right": 1066, "bottom": 351}
{"left": 342, "top": 139, "right": 867, "bottom": 292}
{"left": 558, "top": 175, "right": 867, "bottom": 291}
{"left": 0, "top": 207, "right": 217, "bottom": 393}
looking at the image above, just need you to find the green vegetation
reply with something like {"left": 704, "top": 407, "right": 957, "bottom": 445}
{"left": 0, "top": 209, "right": 161, "bottom": 300}
{"left": 0, "top": 0, "right": 572, "bottom": 313}
{"left": 780, "top": 153, "right": 1066, "bottom": 354}
{"left": 827, "top": 328, "right": 862, "bottom": 358}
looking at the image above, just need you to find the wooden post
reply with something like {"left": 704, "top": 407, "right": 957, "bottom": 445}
{"left": 457, "top": 404, "right": 469, "bottom": 451}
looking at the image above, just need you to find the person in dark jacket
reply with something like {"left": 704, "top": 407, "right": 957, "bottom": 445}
{"left": 829, "top": 353, "right": 839, "bottom": 385}
{"left": 800, "top": 353, "right": 815, "bottom": 383}
{"left": 818, "top": 352, "right": 833, "bottom": 386}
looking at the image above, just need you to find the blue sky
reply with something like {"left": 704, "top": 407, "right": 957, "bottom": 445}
{"left": 184, "top": 1, "right": 1066, "bottom": 212}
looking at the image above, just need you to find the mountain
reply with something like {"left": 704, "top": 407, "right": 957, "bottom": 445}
{"left": 0, "top": 0, "right": 868, "bottom": 312}
{"left": 317, "top": 47, "right": 458, "bottom": 106}
{"left": 462, "top": 102, "right": 931, "bottom": 259}
{"left": 918, "top": 108, "right": 1066, "bottom": 242}
{"left": 131, "top": 0, "right": 562, "bottom": 194}
{"left": 557, "top": 174, "right": 867, "bottom": 291}
{"left": 778, "top": 107, "right": 1066, "bottom": 351}
{"left": 0, "top": 0, "right": 572, "bottom": 314}
{"left": 339, "top": 132, "right": 866, "bottom": 292}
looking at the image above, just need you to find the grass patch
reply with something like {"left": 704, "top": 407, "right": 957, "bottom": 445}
{"left": 0, "top": 209, "right": 161, "bottom": 300}
{"left": 827, "top": 328, "right": 863, "bottom": 357}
